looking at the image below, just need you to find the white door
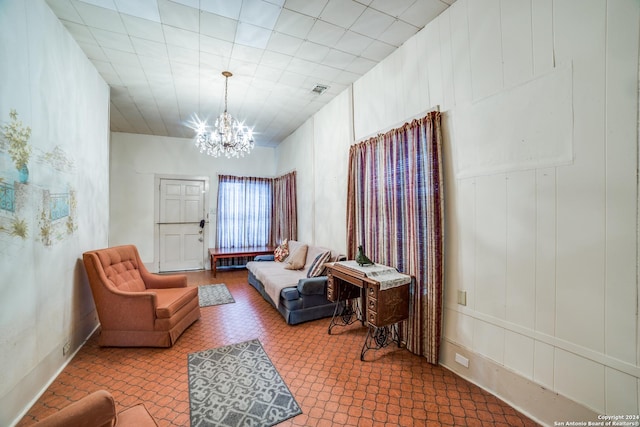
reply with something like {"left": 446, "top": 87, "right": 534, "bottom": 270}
{"left": 158, "top": 178, "right": 206, "bottom": 271}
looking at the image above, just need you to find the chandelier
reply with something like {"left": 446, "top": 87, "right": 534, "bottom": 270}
{"left": 189, "top": 71, "right": 254, "bottom": 158}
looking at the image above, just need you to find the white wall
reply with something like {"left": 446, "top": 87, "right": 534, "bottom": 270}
{"left": 110, "top": 132, "right": 277, "bottom": 268}
{"left": 0, "top": 1, "right": 110, "bottom": 425}
{"left": 275, "top": 88, "right": 352, "bottom": 253}
{"left": 275, "top": 0, "right": 640, "bottom": 424}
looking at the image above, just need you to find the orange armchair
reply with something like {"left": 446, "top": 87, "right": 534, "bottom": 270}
{"left": 83, "top": 245, "right": 200, "bottom": 347}
{"left": 33, "top": 390, "right": 158, "bottom": 426}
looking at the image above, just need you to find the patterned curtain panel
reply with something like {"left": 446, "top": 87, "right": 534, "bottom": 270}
{"left": 271, "top": 171, "right": 297, "bottom": 245}
{"left": 346, "top": 111, "right": 444, "bottom": 364}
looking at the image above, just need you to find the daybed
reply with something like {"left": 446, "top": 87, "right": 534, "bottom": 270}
{"left": 246, "top": 240, "right": 345, "bottom": 325}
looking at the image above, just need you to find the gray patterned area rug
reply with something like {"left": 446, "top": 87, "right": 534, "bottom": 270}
{"left": 198, "top": 284, "right": 235, "bottom": 307}
{"left": 188, "top": 339, "right": 302, "bottom": 427}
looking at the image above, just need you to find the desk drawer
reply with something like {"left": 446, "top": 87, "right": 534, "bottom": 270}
{"left": 367, "top": 310, "right": 378, "bottom": 326}
{"left": 366, "top": 284, "right": 378, "bottom": 299}
{"left": 367, "top": 296, "right": 377, "bottom": 312}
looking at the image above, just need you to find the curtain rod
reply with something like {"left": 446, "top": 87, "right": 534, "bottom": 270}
{"left": 354, "top": 105, "right": 440, "bottom": 144}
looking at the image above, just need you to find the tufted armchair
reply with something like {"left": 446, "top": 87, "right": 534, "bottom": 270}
{"left": 82, "top": 245, "right": 200, "bottom": 347}
{"left": 33, "top": 390, "right": 158, "bottom": 426}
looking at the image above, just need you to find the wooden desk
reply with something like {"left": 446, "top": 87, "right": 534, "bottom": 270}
{"left": 209, "top": 246, "right": 275, "bottom": 277}
{"left": 326, "top": 261, "right": 411, "bottom": 360}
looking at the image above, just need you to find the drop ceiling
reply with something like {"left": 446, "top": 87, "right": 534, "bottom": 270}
{"left": 45, "top": 0, "right": 455, "bottom": 147}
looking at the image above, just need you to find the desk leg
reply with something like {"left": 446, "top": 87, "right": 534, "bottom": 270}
{"left": 211, "top": 255, "right": 217, "bottom": 277}
{"left": 360, "top": 324, "right": 401, "bottom": 361}
{"left": 328, "top": 299, "right": 362, "bottom": 334}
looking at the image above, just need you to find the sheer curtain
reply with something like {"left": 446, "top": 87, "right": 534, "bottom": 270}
{"left": 271, "top": 171, "right": 297, "bottom": 245}
{"left": 346, "top": 111, "right": 444, "bottom": 364}
{"left": 217, "top": 175, "right": 272, "bottom": 249}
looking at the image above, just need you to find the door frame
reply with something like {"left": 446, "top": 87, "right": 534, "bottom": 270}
{"left": 153, "top": 174, "right": 210, "bottom": 272}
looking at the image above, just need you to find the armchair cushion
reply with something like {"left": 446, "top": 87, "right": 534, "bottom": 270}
{"left": 154, "top": 287, "right": 199, "bottom": 319}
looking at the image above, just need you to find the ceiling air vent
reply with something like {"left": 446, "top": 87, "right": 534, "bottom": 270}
{"left": 311, "top": 84, "right": 329, "bottom": 95}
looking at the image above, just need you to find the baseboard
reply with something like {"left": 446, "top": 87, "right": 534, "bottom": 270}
{"left": 6, "top": 322, "right": 99, "bottom": 427}
{"left": 440, "top": 340, "right": 598, "bottom": 427}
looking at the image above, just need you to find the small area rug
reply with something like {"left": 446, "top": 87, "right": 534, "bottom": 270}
{"left": 188, "top": 339, "right": 302, "bottom": 427}
{"left": 198, "top": 284, "right": 235, "bottom": 307}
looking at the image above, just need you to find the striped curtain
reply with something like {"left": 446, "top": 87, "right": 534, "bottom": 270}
{"left": 346, "top": 111, "right": 444, "bottom": 364}
{"left": 271, "top": 171, "right": 297, "bottom": 245}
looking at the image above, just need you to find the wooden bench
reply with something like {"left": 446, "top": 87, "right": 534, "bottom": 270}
{"left": 209, "top": 246, "right": 275, "bottom": 277}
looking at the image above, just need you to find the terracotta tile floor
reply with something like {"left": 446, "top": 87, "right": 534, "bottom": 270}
{"left": 18, "top": 269, "right": 540, "bottom": 427}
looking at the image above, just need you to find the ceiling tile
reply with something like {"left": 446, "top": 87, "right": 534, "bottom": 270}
{"left": 266, "top": 32, "right": 303, "bottom": 56}
{"left": 369, "top": 0, "right": 416, "bottom": 18}
{"left": 360, "top": 39, "right": 395, "bottom": 61}
{"left": 239, "top": 0, "right": 282, "bottom": 30}
{"left": 72, "top": 0, "right": 127, "bottom": 33}
{"left": 399, "top": 0, "right": 449, "bottom": 28}
{"left": 61, "top": 21, "right": 96, "bottom": 45}
{"left": 309, "top": 63, "right": 340, "bottom": 81}
{"left": 158, "top": 0, "right": 199, "bottom": 31}
{"left": 131, "top": 37, "right": 168, "bottom": 59}
{"left": 377, "top": 19, "right": 419, "bottom": 47}
{"left": 101, "top": 47, "right": 139, "bottom": 65}
{"left": 199, "top": 34, "right": 233, "bottom": 58}
{"left": 167, "top": 45, "right": 199, "bottom": 65}
{"left": 76, "top": 0, "right": 116, "bottom": 9}
{"left": 199, "top": 52, "right": 229, "bottom": 72}
{"left": 163, "top": 26, "right": 199, "bottom": 49}
{"left": 230, "top": 44, "right": 264, "bottom": 64}
{"left": 138, "top": 56, "right": 172, "bottom": 75}
{"left": 319, "top": 0, "right": 365, "bottom": 28}
{"left": 254, "top": 64, "right": 283, "bottom": 83}
{"left": 322, "top": 49, "right": 355, "bottom": 70}
{"left": 260, "top": 50, "right": 293, "bottom": 70}
{"left": 332, "top": 69, "right": 360, "bottom": 85}
{"left": 227, "top": 58, "right": 259, "bottom": 77}
{"left": 121, "top": 14, "right": 165, "bottom": 42}
{"left": 45, "top": 0, "right": 83, "bottom": 23}
{"left": 200, "top": 11, "right": 237, "bottom": 42}
{"left": 278, "top": 70, "right": 307, "bottom": 87}
{"left": 345, "top": 56, "right": 376, "bottom": 74}
{"left": 90, "top": 28, "right": 135, "bottom": 52}
{"left": 78, "top": 42, "right": 108, "bottom": 61}
{"left": 295, "top": 41, "right": 330, "bottom": 63}
{"left": 350, "top": 7, "right": 394, "bottom": 39}
{"left": 283, "top": 0, "right": 328, "bottom": 17}
{"left": 115, "top": 0, "right": 160, "bottom": 22}
{"left": 334, "top": 30, "right": 373, "bottom": 56}
{"left": 199, "top": 0, "right": 242, "bottom": 20}
{"left": 235, "top": 22, "right": 271, "bottom": 49}
{"left": 306, "top": 19, "right": 345, "bottom": 47}
{"left": 171, "top": 0, "right": 199, "bottom": 9}
{"left": 273, "top": 9, "right": 314, "bottom": 39}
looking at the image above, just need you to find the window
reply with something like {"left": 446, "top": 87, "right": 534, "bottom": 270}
{"left": 217, "top": 175, "right": 272, "bottom": 248}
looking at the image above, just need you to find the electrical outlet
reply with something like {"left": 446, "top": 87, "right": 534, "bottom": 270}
{"left": 457, "top": 290, "right": 467, "bottom": 306}
{"left": 63, "top": 341, "right": 71, "bottom": 356}
{"left": 455, "top": 352, "right": 469, "bottom": 368}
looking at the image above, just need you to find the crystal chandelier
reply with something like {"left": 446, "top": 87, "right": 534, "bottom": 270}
{"left": 188, "top": 71, "right": 254, "bottom": 158}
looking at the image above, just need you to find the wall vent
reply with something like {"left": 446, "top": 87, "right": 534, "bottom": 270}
{"left": 311, "top": 84, "right": 329, "bottom": 95}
